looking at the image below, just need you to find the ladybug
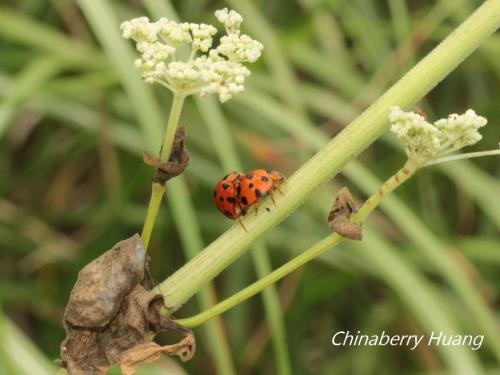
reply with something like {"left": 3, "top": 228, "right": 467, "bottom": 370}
{"left": 213, "top": 172, "right": 246, "bottom": 228}
{"left": 238, "top": 169, "right": 285, "bottom": 214}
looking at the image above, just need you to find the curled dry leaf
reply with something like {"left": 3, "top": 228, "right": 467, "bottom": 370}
{"left": 60, "top": 234, "right": 195, "bottom": 374}
{"left": 327, "top": 187, "right": 363, "bottom": 241}
{"left": 143, "top": 127, "right": 191, "bottom": 185}
{"left": 119, "top": 331, "right": 195, "bottom": 375}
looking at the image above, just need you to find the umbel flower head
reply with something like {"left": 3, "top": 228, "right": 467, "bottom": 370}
{"left": 121, "top": 8, "right": 263, "bottom": 102}
{"left": 389, "top": 106, "right": 487, "bottom": 164}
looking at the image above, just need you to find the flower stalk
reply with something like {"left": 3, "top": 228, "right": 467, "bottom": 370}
{"left": 156, "top": 0, "right": 500, "bottom": 312}
{"left": 424, "top": 147, "right": 500, "bottom": 166}
{"left": 141, "top": 94, "right": 185, "bottom": 248}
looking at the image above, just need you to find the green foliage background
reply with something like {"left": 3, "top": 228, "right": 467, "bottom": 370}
{"left": 0, "top": 0, "right": 499, "bottom": 374}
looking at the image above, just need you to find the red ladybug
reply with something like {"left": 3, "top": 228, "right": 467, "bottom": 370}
{"left": 213, "top": 172, "right": 246, "bottom": 228}
{"left": 238, "top": 169, "right": 285, "bottom": 214}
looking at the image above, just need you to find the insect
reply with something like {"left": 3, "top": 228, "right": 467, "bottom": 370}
{"left": 213, "top": 169, "right": 286, "bottom": 230}
{"left": 213, "top": 172, "right": 245, "bottom": 227}
{"left": 237, "top": 169, "right": 285, "bottom": 214}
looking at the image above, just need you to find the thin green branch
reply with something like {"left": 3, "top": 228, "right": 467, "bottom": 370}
{"left": 141, "top": 93, "right": 185, "bottom": 249}
{"left": 156, "top": 0, "right": 500, "bottom": 312}
{"left": 174, "top": 235, "right": 341, "bottom": 328}
{"left": 159, "top": 94, "right": 185, "bottom": 162}
{"left": 424, "top": 147, "right": 500, "bottom": 166}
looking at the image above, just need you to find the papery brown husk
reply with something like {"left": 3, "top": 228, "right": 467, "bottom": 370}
{"left": 60, "top": 234, "right": 195, "bottom": 375}
{"left": 328, "top": 187, "right": 363, "bottom": 240}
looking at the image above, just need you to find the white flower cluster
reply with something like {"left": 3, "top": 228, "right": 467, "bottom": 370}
{"left": 389, "top": 106, "right": 487, "bottom": 163}
{"left": 120, "top": 8, "right": 263, "bottom": 102}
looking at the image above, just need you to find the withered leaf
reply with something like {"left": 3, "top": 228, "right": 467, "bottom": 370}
{"left": 328, "top": 187, "right": 363, "bottom": 240}
{"left": 118, "top": 331, "right": 195, "bottom": 375}
{"left": 144, "top": 127, "right": 191, "bottom": 185}
{"left": 65, "top": 234, "right": 145, "bottom": 328}
{"left": 60, "top": 234, "right": 195, "bottom": 374}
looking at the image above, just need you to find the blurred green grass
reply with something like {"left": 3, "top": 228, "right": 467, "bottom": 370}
{"left": 0, "top": 0, "right": 499, "bottom": 374}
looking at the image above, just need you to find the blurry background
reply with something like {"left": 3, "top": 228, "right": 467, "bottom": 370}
{"left": 0, "top": 0, "right": 499, "bottom": 374}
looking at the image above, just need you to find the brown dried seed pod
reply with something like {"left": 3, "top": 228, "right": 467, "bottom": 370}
{"left": 328, "top": 187, "right": 363, "bottom": 241}
{"left": 64, "top": 234, "right": 145, "bottom": 328}
{"left": 143, "top": 127, "right": 191, "bottom": 185}
{"left": 60, "top": 234, "right": 195, "bottom": 374}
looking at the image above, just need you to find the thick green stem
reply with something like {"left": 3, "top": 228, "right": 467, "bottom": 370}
{"left": 141, "top": 93, "right": 185, "bottom": 248}
{"left": 175, "top": 161, "right": 420, "bottom": 327}
{"left": 156, "top": 0, "right": 500, "bottom": 312}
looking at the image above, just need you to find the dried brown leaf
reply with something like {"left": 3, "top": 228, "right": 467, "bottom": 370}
{"left": 119, "top": 331, "right": 196, "bottom": 375}
{"left": 60, "top": 234, "right": 195, "bottom": 374}
{"left": 328, "top": 187, "right": 363, "bottom": 240}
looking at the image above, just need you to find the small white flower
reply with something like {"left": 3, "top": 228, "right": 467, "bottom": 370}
{"left": 389, "top": 106, "right": 488, "bottom": 164}
{"left": 157, "top": 19, "right": 191, "bottom": 46}
{"left": 195, "top": 55, "right": 250, "bottom": 102}
{"left": 190, "top": 23, "right": 218, "bottom": 52}
{"left": 215, "top": 8, "right": 243, "bottom": 34}
{"left": 434, "top": 109, "right": 487, "bottom": 151}
{"left": 120, "top": 17, "right": 158, "bottom": 42}
{"left": 217, "top": 33, "right": 263, "bottom": 62}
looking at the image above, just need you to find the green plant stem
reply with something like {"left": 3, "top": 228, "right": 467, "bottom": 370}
{"left": 174, "top": 235, "right": 342, "bottom": 328}
{"left": 175, "top": 160, "right": 420, "bottom": 327}
{"left": 353, "top": 159, "right": 420, "bottom": 223}
{"left": 141, "top": 183, "right": 166, "bottom": 250}
{"left": 141, "top": 93, "right": 185, "bottom": 249}
{"left": 156, "top": 0, "right": 500, "bottom": 312}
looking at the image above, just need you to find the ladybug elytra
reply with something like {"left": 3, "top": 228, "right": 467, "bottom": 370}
{"left": 237, "top": 169, "right": 285, "bottom": 213}
{"left": 213, "top": 171, "right": 244, "bottom": 220}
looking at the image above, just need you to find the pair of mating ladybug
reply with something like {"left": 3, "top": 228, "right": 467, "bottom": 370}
{"left": 213, "top": 169, "right": 285, "bottom": 229}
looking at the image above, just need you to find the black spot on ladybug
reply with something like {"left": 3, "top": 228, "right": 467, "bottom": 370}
{"left": 249, "top": 183, "right": 254, "bottom": 188}
{"left": 241, "top": 196, "right": 248, "bottom": 205}
{"left": 246, "top": 173, "right": 253, "bottom": 179}
{"left": 261, "top": 176, "right": 269, "bottom": 182}
{"left": 237, "top": 186, "right": 241, "bottom": 195}
{"left": 227, "top": 197, "right": 237, "bottom": 204}
{"left": 223, "top": 210, "right": 233, "bottom": 218}
{"left": 255, "top": 189, "right": 262, "bottom": 198}
{"left": 222, "top": 183, "right": 229, "bottom": 189}
{"left": 219, "top": 197, "right": 224, "bottom": 202}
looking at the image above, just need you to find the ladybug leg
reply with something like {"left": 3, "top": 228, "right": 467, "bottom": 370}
{"left": 238, "top": 217, "right": 248, "bottom": 232}
{"left": 269, "top": 189, "right": 277, "bottom": 205}
{"left": 275, "top": 183, "right": 285, "bottom": 196}
{"left": 254, "top": 199, "right": 261, "bottom": 215}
